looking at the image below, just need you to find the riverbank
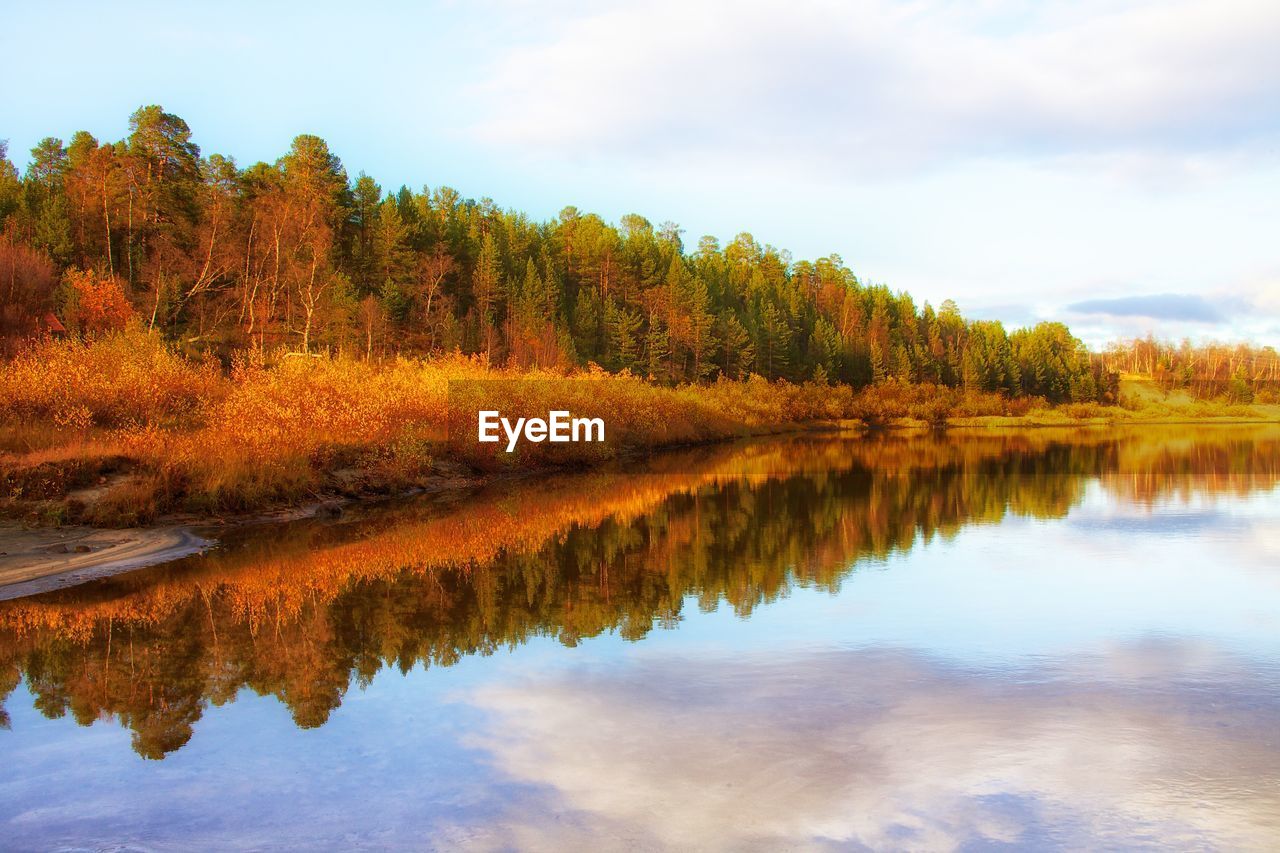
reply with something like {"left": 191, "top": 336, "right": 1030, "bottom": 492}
{"left": 3, "top": 332, "right": 1277, "bottom": 533}
{"left": 5, "top": 421, "right": 1280, "bottom": 598}
{"left": 937, "top": 411, "right": 1280, "bottom": 429}
{"left": 5, "top": 421, "right": 1279, "bottom": 606}
{"left": 6, "top": 405, "right": 1278, "bottom": 530}
{"left": 0, "top": 524, "right": 209, "bottom": 599}
{"left": 1, "top": 331, "right": 867, "bottom": 527}
{"left": 5, "top": 405, "right": 1278, "bottom": 533}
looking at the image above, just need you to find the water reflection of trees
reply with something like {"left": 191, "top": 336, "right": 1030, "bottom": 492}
{"left": 1, "top": 426, "right": 1277, "bottom": 758}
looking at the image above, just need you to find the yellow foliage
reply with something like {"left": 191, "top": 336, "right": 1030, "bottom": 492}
{"left": 0, "top": 327, "right": 221, "bottom": 428}
{"left": 1, "top": 330, "right": 850, "bottom": 518}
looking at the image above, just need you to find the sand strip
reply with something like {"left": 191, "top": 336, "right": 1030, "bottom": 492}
{"left": 0, "top": 525, "right": 210, "bottom": 600}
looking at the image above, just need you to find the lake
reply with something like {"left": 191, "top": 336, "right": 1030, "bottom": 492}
{"left": 2, "top": 426, "right": 1279, "bottom": 850}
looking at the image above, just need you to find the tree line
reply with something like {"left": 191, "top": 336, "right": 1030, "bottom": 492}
{"left": 2, "top": 106, "right": 1110, "bottom": 401}
{"left": 1100, "top": 336, "right": 1279, "bottom": 402}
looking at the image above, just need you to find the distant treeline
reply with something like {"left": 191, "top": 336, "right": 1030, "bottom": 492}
{"left": 0, "top": 103, "right": 1173, "bottom": 404}
{"left": 1100, "top": 337, "right": 1279, "bottom": 402}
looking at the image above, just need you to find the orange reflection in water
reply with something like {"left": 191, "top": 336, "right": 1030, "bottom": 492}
{"left": 0, "top": 425, "right": 1277, "bottom": 757}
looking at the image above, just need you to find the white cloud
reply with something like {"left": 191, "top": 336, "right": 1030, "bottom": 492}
{"left": 469, "top": 0, "right": 1280, "bottom": 177}
{"left": 9, "top": 0, "right": 1272, "bottom": 342}
{"left": 457, "top": 1, "right": 1280, "bottom": 346}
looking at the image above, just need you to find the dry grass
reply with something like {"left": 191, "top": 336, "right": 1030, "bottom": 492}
{"left": 7, "top": 332, "right": 1272, "bottom": 526}
{"left": 0, "top": 330, "right": 854, "bottom": 522}
{"left": 842, "top": 381, "right": 1040, "bottom": 425}
{"left": 0, "top": 331, "right": 222, "bottom": 430}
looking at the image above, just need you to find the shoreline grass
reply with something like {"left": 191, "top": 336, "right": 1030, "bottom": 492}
{"left": 2, "top": 329, "right": 1276, "bottom": 527}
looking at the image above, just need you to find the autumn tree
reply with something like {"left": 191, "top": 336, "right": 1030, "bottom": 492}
{"left": 61, "top": 268, "right": 133, "bottom": 336}
{"left": 279, "top": 134, "right": 349, "bottom": 351}
{"left": 0, "top": 105, "right": 1131, "bottom": 401}
{"left": 0, "top": 234, "right": 57, "bottom": 338}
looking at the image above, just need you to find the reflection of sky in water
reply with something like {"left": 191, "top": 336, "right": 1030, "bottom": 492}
{"left": 463, "top": 646, "right": 1280, "bottom": 850}
{"left": 3, "top": 480, "right": 1279, "bottom": 849}
{"left": 636, "top": 483, "right": 1280, "bottom": 663}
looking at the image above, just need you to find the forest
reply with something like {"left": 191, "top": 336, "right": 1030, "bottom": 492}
{"left": 2, "top": 107, "right": 1277, "bottom": 525}
{"left": 0, "top": 105, "right": 1117, "bottom": 401}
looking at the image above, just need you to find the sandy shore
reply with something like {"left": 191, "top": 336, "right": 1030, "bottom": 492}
{"left": 0, "top": 524, "right": 210, "bottom": 600}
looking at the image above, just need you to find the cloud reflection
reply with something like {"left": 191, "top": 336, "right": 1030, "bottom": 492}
{"left": 464, "top": 644, "right": 1280, "bottom": 850}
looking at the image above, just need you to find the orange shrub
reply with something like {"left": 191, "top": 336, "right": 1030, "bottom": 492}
{"left": 62, "top": 268, "right": 134, "bottom": 336}
{"left": 1, "top": 331, "right": 1137, "bottom": 521}
{"left": 848, "top": 382, "right": 1034, "bottom": 424}
{"left": 0, "top": 328, "right": 221, "bottom": 428}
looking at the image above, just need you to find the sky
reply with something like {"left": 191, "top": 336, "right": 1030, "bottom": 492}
{"left": 2, "top": 0, "right": 1277, "bottom": 347}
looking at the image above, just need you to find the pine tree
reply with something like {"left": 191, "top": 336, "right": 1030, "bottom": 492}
{"left": 683, "top": 275, "right": 718, "bottom": 380}
{"left": 811, "top": 317, "right": 841, "bottom": 379}
{"left": 716, "top": 311, "right": 755, "bottom": 379}
{"left": 373, "top": 196, "right": 412, "bottom": 292}
{"left": 646, "top": 317, "right": 671, "bottom": 382}
{"left": 571, "top": 289, "right": 602, "bottom": 362}
{"left": 604, "top": 299, "right": 643, "bottom": 371}
{"left": 350, "top": 173, "right": 382, "bottom": 292}
{"left": 472, "top": 232, "right": 501, "bottom": 359}
{"left": 756, "top": 301, "right": 792, "bottom": 379}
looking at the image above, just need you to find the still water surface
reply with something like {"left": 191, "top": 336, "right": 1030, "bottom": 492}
{"left": 2, "top": 427, "right": 1279, "bottom": 850}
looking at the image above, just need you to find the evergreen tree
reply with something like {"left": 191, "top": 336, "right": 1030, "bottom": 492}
{"left": 604, "top": 299, "right": 643, "bottom": 371}
{"left": 716, "top": 311, "right": 755, "bottom": 379}
{"left": 472, "top": 231, "right": 501, "bottom": 359}
{"left": 756, "top": 301, "right": 792, "bottom": 379}
{"left": 646, "top": 317, "right": 671, "bottom": 382}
